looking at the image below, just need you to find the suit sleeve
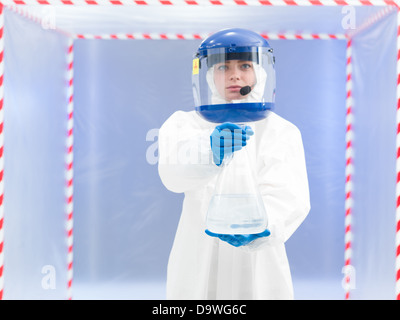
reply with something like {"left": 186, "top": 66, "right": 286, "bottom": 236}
{"left": 158, "top": 111, "right": 220, "bottom": 194}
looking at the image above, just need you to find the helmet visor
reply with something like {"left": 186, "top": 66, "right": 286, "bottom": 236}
{"left": 192, "top": 46, "right": 275, "bottom": 123}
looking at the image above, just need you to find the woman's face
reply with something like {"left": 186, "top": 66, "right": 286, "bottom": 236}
{"left": 213, "top": 60, "right": 256, "bottom": 101}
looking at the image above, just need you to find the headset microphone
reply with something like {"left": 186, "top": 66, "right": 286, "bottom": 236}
{"left": 240, "top": 86, "right": 252, "bottom": 96}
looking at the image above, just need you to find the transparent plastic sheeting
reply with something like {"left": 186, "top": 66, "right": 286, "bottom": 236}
{"left": 3, "top": 10, "right": 70, "bottom": 299}
{"left": 349, "top": 12, "right": 397, "bottom": 300}
{"left": 14, "top": 5, "right": 386, "bottom": 37}
{"left": 2, "top": 7, "right": 398, "bottom": 299}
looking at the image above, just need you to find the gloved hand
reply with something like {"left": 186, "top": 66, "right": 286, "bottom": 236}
{"left": 210, "top": 122, "right": 254, "bottom": 166}
{"left": 205, "top": 229, "right": 270, "bottom": 247}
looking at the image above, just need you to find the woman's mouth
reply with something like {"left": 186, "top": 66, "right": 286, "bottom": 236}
{"left": 226, "top": 85, "right": 242, "bottom": 92}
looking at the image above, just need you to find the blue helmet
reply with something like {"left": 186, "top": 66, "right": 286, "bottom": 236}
{"left": 193, "top": 28, "right": 276, "bottom": 123}
{"left": 196, "top": 28, "right": 273, "bottom": 65}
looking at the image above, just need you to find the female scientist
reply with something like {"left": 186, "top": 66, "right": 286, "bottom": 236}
{"left": 158, "top": 28, "right": 310, "bottom": 300}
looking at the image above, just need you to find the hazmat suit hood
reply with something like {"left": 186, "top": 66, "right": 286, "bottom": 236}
{"left": 206, "top": 62, "right": 268, "bottom": 105}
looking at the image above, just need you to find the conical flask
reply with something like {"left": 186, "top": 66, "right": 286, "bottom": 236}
{"left": 206, "top": 128, "right": 268, "bottom": 235}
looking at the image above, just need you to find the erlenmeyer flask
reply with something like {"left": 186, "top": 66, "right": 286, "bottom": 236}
{"left": 206, "top": 128, "right": 268, "bottom": 235}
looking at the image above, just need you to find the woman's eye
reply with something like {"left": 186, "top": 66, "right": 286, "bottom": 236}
{"left": 217, "top": 65, "right": 228, "bottom": 71}
{"left": 241, "top": 63, "right": 252, "bottom": 70}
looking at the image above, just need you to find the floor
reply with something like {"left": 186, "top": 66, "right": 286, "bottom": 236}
{"left": 72, "top": 278, "right": 345, "bottom": 300}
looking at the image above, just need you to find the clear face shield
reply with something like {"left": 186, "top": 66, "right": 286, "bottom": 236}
{"left": 193, "top": 46, "right": 275, "bottom": 123}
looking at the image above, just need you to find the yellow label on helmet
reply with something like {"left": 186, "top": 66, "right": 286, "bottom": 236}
{"left": 192, "top": 58, "right": 199, "bottom": 75}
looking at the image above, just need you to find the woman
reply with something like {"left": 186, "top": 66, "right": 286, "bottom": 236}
{"left": 158, "top": 28, "right": 310, "bottom": 300}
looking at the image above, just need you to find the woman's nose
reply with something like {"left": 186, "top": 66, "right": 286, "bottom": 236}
{"left": 229, "top": 70, "right": 240, "bottom": 80}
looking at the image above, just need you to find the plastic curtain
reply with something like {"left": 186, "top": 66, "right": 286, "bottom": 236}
{"left": 350, "top": 10, "right": 398, "bottom": 300}
{"left": 3, "top": 9, "right": 69, "bottom": 299}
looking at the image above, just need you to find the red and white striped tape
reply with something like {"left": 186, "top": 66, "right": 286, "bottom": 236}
{"left": 347, "top": 5, "right": 397, "bottom": 38}
{"left": 5, "top": 4, "right": 74, "bottom": 37}
{"left": 74, "top": 32, "right": 347, "bottom": 39}
{"left": 0, "top": 0, "right": 399, "bottom": 6}
{"left": 0, "top": 4, "right": 4, "bottom": 302}
{"left": 344, "top": 38, "right": 353, "bottom": 300}
{"left": 396, "top": 8, "right": 400, "bottom": 302}
{"left": 76, "top": 33, "right": 207, "bottom": 40}
{"left": 6, "top": 3, "right": 44, "bottom": 24}
{"left": 0, "top": 6, "right": 351, "bottom": 40}
{"left": 65, "top": 39, "right": 74, "bottom": 301}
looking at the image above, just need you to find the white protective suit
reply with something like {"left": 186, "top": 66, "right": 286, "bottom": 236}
{"left": 158, "top": 110, "right": 310, "bottom": 300}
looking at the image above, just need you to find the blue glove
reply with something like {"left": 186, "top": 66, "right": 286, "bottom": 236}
{"left": 210, "top": 122, "right": 254, "bottom": 166}
{"left": 205, "top": 229, "right": 271, "bottom": 247}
